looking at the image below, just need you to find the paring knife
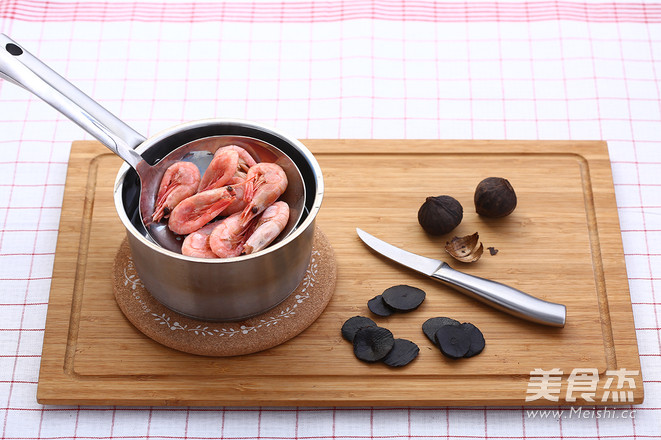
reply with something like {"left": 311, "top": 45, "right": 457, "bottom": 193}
{"left": 356, "top": 228, "right": 566, "bottom": 327}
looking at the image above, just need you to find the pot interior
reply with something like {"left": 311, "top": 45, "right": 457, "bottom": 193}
{"left": 120, "top": 122, "right": 320, "bottom": 241}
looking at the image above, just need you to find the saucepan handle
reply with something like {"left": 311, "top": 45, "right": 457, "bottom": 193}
{"left": 0, "top": 34, "right": 146, "bottom": 168}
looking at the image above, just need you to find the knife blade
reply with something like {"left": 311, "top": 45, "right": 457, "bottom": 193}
{"left": 356, "top": 228, "right": 566, "bottom": 327}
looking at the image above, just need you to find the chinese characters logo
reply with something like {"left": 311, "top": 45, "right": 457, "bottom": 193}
{"left": 526, "top": 368, "right": 638, "bottom": 402}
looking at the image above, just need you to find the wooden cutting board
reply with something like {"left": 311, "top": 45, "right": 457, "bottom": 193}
{"left": 37, "top": 140, "right": 643, "bottom": 406}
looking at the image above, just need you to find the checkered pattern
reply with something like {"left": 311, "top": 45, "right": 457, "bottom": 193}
{"left": 0, "top": 0, "right": 660, "bottom": 438}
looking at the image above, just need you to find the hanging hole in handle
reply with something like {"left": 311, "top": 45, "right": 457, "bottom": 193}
{"left": 6, "top": 43, "right": 23, "bottom": 56}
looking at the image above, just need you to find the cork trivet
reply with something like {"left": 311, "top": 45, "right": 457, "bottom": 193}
{"left": 113, "top": 227, "right": 336, "bottom": 356}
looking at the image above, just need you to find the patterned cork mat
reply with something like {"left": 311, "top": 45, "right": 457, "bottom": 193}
{"left": 113, "top": 227, "right": 336, "bottom": 357}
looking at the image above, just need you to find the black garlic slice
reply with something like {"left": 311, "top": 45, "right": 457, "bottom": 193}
{"left": 381, "top": 285, "right": 426, "bottom": 312}
{"left": 382, "top": 338, "right": 419, "bottom": 367}
{"left": 422, "top": 317, "right": 461, "bottom": 344}
{"left": 353, "top": 326, "right": 395, "bottom": 362}
{"left": 367, "top": 295, "right": 394, "bottom": 317}
{"left": 341, "top": 316, "right": 377, "bottom": 342}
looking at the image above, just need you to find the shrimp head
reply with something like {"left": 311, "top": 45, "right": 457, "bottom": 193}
{"left": 209, "top": 212, "right": 252, "bottom": 258}
{"left": 240, "top": 162, "right": 288, "bottom": 227}
{"left": 216, "top": 145, "right": 257, "bottom": 173}
{"left": 197, "top": 149, "right": 239, "bottom": 192}
{"left": 243, "top": 201, "right": 290, "bottom": 255}
{"left": 152, "top": 161, "right": 201, "bottom": 223}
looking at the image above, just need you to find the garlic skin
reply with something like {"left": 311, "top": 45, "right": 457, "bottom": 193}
{"left": 445, "top": 232, "right": 484, "bottom": 263}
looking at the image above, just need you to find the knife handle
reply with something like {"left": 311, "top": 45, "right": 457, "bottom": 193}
{"left": 431, "top": 263, "right": 566, "bottom": 327}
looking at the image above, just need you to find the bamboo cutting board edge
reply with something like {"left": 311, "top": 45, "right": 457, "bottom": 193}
{"left": 36, "top": 139, "right": 643, "bottom": 407}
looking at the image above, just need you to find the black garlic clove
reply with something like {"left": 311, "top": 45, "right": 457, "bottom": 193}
{"left": 474, "top": 177, "right": 517, "bottom": 218}
{"left": 418, "top": 195, "right": 463, "bottom": 235}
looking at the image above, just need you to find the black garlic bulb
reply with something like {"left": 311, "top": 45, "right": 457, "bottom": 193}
{"left": 474, "top": 177, "right": 517, "bottom": 218}
{"left": 417, "top": 195, "right": 463, "bottom": 235}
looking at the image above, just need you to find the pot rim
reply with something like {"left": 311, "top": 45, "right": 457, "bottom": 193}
{"left": 112, "top": 118, "right": 324, "bottom": 264}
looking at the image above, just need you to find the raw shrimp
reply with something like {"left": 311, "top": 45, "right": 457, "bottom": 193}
{"left": 152, "top": 161, "right": 200, "bottom": 222}
{"left": 181, "top": 222, "right": 218, "bottom": 258}
{"left": 197, "top": 148, "right": 239, "bottom": 192}
{"left": 243, "top": 201, "right": 290, "bottom": 255}
{"left": 208, "top": 212, "right": 252, "bottom": 258}
{"left": 168, "top": 185, "right": 237, "bottom": 235}
{"left": 240, "top": 162, "right": 288, "bottom": 227}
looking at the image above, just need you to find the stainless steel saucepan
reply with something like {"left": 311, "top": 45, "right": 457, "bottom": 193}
{"left": 0, "top": 34, "right": 324, "bottom": 321}
{"left": 0, "top": 34, "right": 306, "bottom": 253}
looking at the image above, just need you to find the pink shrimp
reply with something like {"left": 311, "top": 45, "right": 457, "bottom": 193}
{"left": 197, "top": 149, "right": 239, "bottom": 192}
{"left": 208, "top": 212, "right": 252, "bottom": 258}
{"left": 243, "top": 201, "right": 290, "bottom": 255}
{"left": 152, "top": 161, "right": 200, "bottom": 222}
{"left": 240, "top": 162, "right": 288, "bottom": 227}
{"left": 223, "top": 175, "right": 248, "bottom": 215}
{"left": 180, "top": 222, "right": 219, "bottom": 258}
{"left": 218, "top": 145, "right": 257, "bottom": 173}
{"left": 197, "top": 145, "right": 257, "bottom": 193}
{"left": 167, "top": 185, "right": 237, "bottom": 235}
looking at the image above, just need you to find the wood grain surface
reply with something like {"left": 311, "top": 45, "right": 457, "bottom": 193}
{"left": 37, "top": 139, "right": 643, "bottom": 406}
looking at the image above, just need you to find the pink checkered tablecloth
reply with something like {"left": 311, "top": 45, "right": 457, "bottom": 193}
{"left": 1, "top": 0, "right": 660, "bottom": 438}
